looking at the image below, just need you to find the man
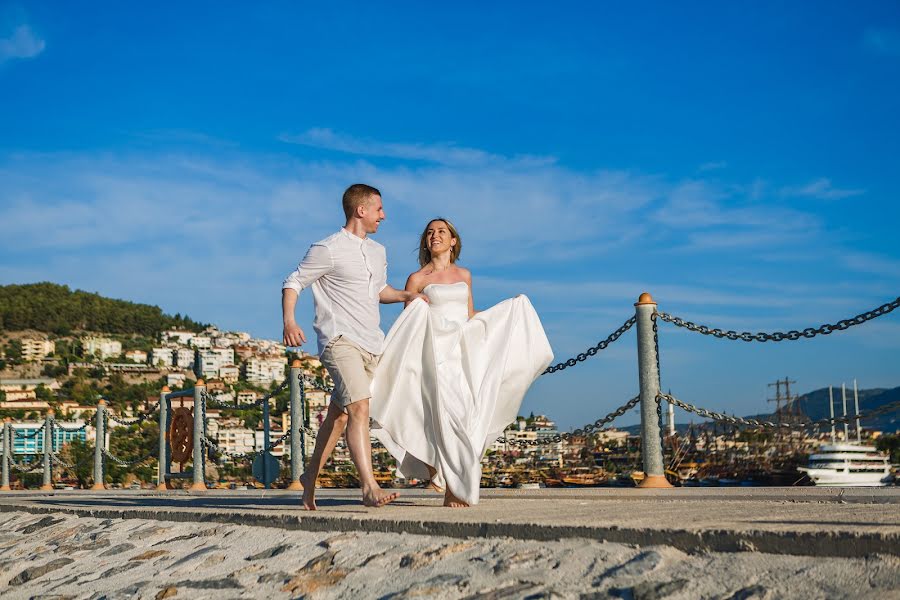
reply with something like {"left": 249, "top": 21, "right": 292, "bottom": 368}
{"left": 282, "top": 183, "right": 425, "bottom": 509}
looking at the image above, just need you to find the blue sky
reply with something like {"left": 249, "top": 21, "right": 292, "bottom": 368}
{"left": 2, "top": 2, "right": 899, "bottom": 429}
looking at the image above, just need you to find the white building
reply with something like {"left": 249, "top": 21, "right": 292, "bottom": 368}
{"left": 166, "top": 372, "right": 187, "bottom": 387}
{"left": 219, "top": 364, "right": 240, "bottom": 384}
{"left": 196, "top": 348, "right": 235, "bottom": 378}
{"left": 150, "top": 347, "right": 175, "bottom": 368}
{"left": 190, "top": 336, "right": 212, "bottom": 350}
{"left": 255, "top": 429, "right": 286, "bottom": 457}
{"left": 215, "top": 426, "right": 257, "bottom": 460}
{"left": 20, "top": 338, "right": 55, "bottom": 361}
{"left": 175, "top": 348, "right": 195, "bottom": 369}
{"left": 125, "top": 350, "right": 148, "bottom": 363}
{"left": 82, "top": 337, "right": 122, "bottom": 360}
{"left": 161, "top": 330, "right": 195, "bottom": 345}
{"left": 243, "top": 356, "right": 288, "bottom": 385}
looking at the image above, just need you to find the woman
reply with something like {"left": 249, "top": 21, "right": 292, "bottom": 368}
{"left": 370, "top": 218, "right": 553, "bottom": 507}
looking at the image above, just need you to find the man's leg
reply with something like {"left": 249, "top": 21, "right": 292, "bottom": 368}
{"left": 345, "top": 398, "right": 399, "bottom": 507}
{"left": 299, "top": 401, "right": 348, "bottom": 510}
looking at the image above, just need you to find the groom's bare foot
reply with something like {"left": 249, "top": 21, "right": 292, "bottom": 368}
{"left": 443, "top": 489, "right": 469, "bottom": 508}
{"left": 299, "top": 473, "right": 317, "bottom": 511}
{"left": 363, "top": 488, "right": 400, "bottom": 507}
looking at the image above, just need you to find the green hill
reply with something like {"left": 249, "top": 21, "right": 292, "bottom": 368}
{"left": 0, "top": 282, "right": 206, "bottom": 336}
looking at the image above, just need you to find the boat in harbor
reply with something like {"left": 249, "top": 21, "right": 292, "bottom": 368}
{"left": 798, "top": 443, "right": 893, "bottom": 487}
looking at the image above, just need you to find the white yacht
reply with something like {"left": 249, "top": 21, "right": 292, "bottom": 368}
{"left": 799, "top": 443, "right": 893, "bottom": 487}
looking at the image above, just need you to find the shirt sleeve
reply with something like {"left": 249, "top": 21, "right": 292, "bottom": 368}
{"left": 378, "top": 246, "right": 389, "bottom": 293}
{"left": 282, "top": 244, "right": 332, "bottom": 295}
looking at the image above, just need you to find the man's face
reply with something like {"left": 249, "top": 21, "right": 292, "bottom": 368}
{"left": 360, "top": 195, "right": 385, "bottom": 234}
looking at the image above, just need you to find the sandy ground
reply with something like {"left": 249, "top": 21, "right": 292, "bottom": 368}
{"left": 0, "top": 511, "right": 897, "bottom": 600}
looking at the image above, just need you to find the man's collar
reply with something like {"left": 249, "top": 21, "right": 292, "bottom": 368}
{"left": 341, "top": 227, "right": 370, "bottom": 244}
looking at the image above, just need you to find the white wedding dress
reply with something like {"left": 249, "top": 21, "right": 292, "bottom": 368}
{"left": 370, "top": 282, "right": 553, "bottom": 505}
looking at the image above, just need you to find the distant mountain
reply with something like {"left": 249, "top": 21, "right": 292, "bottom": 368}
{"left": 620, "top": 386, "right": 900, "bottom": 435}
{"left": 0, "top": 282, "right": 207, "bottom": 336}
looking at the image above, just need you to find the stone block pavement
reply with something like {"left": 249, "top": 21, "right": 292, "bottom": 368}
{"left": 1, "top": 487, "right": 897, "bottom": 558}
{"left": 0, "top": 488, "right": 898, "bottom": 599}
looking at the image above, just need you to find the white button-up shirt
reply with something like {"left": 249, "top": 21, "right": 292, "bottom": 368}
{"left": 283, "top": 228, "right": 388, "bottom": 356}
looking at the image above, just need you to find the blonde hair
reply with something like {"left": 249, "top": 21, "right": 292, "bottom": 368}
{"left": 342, "top": 183, "right": 381, "bottom": 220}
{"left": 418, "top": 218, "right": 462, "bottom": 267}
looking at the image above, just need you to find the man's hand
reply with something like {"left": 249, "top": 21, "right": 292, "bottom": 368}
{"left": 380, "top": 285, "right": 429, "bottom": 304}
{"left": 283, "top": 321, "right": 307, "bottom": 347}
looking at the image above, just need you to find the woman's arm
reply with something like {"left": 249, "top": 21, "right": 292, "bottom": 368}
{"left": 464, "top": 269, "right": 476, "bottom": 319}
{"left": 404, "top": 273, "right": 423, "bottom": 308}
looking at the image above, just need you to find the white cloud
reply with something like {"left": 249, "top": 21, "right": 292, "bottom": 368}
{"left": 782, "top": 178, "right": 865, "bottom": 200}
{"left": 0, "top": 24, "right": 44, "bottom": 64}
{"left": 279, "top": 127, "right": 557, "bottom": 168}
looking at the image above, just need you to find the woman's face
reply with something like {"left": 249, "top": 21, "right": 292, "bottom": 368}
{"left": 425, "top": 220, "right": 456, "bottom": 256}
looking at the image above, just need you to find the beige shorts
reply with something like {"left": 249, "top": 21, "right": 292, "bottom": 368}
{"left": 320, "top": 336, "right": 379, "bottom": 410}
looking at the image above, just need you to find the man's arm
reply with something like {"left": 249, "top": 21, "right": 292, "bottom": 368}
{"left": 379, "top": 284, "right": 427, "bottom": 305}
{"left": 282, "top": 244, "right": 332, "bottom": 347}
{"left": 283, "top": 289, "right": 306, "bottom": 346}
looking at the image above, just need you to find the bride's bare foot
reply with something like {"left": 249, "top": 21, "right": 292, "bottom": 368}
{"left": 299, "top": 472, "right": 317, "bottom": 511}
{"left": 443, "top": 489, "right": 469, "bottom": 508}
{"left": 363, "top": 488, "right": 400, "bottom": 508}
{"left": 426, "top": 465, "right": 443, "bottom": 493}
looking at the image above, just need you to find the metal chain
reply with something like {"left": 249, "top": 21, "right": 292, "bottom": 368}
{"left": 50, "top": 453, "right": 75, "bottom": 469}
{"left": 543, "top": 317, "right": 636, "bottom": 374}
{"left": 101, "top": 448, "right": 155, "bottom": 468}
{"left": 496, "top": 394, "right": 641, "bottom": 447}
{"left": 657, "top": 296, "right": 900, "bottom": 343}
{"left": 204, "top": 377, "right": 292, "bottom": 411}
{"left": 50, "top": 418, "right": 89, "bottom": 433}
{"left": 658, "top": 392, "right": 900, "bottom": 430}
{"left": 13, "top": 423, "right": 46, "bottom": 439}
{"left": 652, "top": 313, "right": 667, "bottom": 458}
{"left": 106, "top": 410, "right": 156, "bottom": 427}
{"left": 7, "top": 454, "right": 43, "bottom": 473}
{"left": 299, "top": 373, "right": 334, "bottom": 393}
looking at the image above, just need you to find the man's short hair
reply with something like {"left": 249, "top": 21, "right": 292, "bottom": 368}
{"left": 342, "top": 184, "right": 381, "bottom": 220}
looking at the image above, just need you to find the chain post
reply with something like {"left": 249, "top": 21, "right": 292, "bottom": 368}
{"left": 634, "top": 293, "right": 671, "bottom": 488}
{"left": 1, "top": 419, "right": 11, "bottom": 491}
{"left": 287, "top": 361, "right": 304, "bottom": 490}
{"left": 190, "top": 381, "right": 207, "bottom": 491}
{"left": 90, "top": 400, "right": 106, "bottom": 490}
{"left": 261, "top": 378, "right": 272, "bottom": 489}
{"left": 40, "top": 410, "right": 54, "bottom": 491}
{"left": 157, "top": 387, "right": 170, "bottom": 490}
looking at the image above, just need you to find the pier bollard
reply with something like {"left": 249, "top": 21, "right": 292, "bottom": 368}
{"left": 1, "top": 419, "right": 11, "bottom": 491}
{"left": 287, "top": 360, "right": 303, "bottom": 490}
{"left": 261, "top": 378, "right": 272, "bottom": 489}
{"left": 189, "top": 381, "right": 207, "bottom": 491}
{"left": 157, "top": 387, "right": 169, "bottom": 491}
{"left": 634, "top": 293, "right": 672, "bottom": 488}
{"left": 91, "top": 400, "right": 106, "bottom": 490}
{"left": 40, "top": 410, "right": 54, "bottom": 491}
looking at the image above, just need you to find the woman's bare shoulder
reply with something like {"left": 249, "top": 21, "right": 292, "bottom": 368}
{"left": 405, "top": 269, "right": 428, "bottom": 289}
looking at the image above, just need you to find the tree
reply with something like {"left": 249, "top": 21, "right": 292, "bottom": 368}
{"left": 58, "top": 439, "right": 95, "bottom": 488}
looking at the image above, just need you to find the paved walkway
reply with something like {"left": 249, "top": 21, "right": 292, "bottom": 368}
{"left": 1, "top": 487, "right": 897, "bottom": 558}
